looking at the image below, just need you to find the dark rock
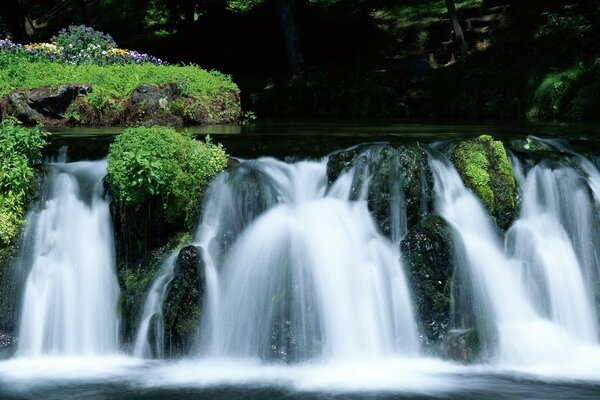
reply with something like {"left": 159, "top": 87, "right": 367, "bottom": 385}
{"left": 401, "top": 215, "right": 454, "bottom": 346}
{"left": 215, "top": 162, "right": 278, "bottom": 254}
{"left": 0, "top": 332, "right": 17, "bottom": 359}
{"left": 5, "top": 84, "right": 91, "bottom": 125}
{"left": 327, "top": 144, "right": 432, "bottom": 238}
{"left": 440, "top": 329, "right": 481, "bottom": 362}
{"left": 162, "top": 244, "right": 206, "bottom": 357}
{"left": 126, "top": 83, "right": 183, "bottom": 126}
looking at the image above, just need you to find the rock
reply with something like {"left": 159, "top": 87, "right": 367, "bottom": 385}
{"left": 440, "top": 329, "right": 481, "bottom": 362}
{"left": 5, "top": 84, "right": 91, "bottom": 125}
{"left": 0, "top": 332, "right": 17, "bottom": 359}
{"left": 401, "top": 215, "right": 454, "bottom": 346}
{"left": 126, "top": 83, "right": 183, "bottom": 126}
{"left": 451, "top": 135, "right": 517, "bottom": 230}
{"left": 162, "top": 244, "right": 206, "bottom": 357}
{"left": 327, "top": 144, "right": 432, "bottom": 238}
{"left": 215, "top": 162, "right": 278, "bottom": 253}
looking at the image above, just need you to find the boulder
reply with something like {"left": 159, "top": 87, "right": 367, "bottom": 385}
{"left": 327, "top": 144, "right": 432, "bottom": 239}
{"left": 126, "top": 83, "right": 183, "bottom": 126}
{"left": 0, "top": 332, "right": 17, "bottom": 359}
{"left": 5, "top": 84, "right": 91, "bottom": 125}
{"left": 401, "top": 215, "right": 454, "bottom": 346}
{"left": 440, "top": 329, "right": 481, "bottom": 362}
{"left": 451, "top": 135, "right": 517, "bottom": 230}
{"left": 162, "top": 244, "right": 206, "bottom": 357}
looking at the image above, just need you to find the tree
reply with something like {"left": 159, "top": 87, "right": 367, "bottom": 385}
{"left": 444, "top": 0, "right": 467, "bottom": 56}
{"left": 0, "top": 0, "right": 36, "bottom": 42}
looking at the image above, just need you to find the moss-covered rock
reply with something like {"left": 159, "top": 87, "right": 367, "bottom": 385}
{"left": 327, "top": 144, "right": 432, "bottom": 238}
{"left": 401, "top": 214, "right": 454, "bottom": 347}
{"left": 108, "top": 126, "right": 228, "bottom": 269}
{"left": 162, "top": 244, "right": 206, "bottom": 357}
{"left": 451, "top": 135, "right": 517, "bottom": 230}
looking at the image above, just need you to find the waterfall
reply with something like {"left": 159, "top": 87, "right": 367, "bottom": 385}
{"left": 16, "top": 160, "right": 120, "bottom": 357}
{"left": 430, "top": 152, "right": 600, "bottom": 365}
{"left": 195, "top": 158, "right": 419, "bottom": 361}
{"left": 133, "top": 254, "right": 177, "bottom": 358}
{"left": 507, "top": 163, "right": 599, "bottom": 343}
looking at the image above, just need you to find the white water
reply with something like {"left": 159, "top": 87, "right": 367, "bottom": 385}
{"left": 430, "top": 158, "right": 589, "bottom": 366}
{"left": 133, "top": 253, "right": 177, "bottom": 358}
{"left": 16, "top": 160, "right": 120, "bottom": 357}
{"left": 507, "top": 164, "right": 598, "bottom": 343}
{"left": 197, "top": 158, "right": 419, "bottom": 361}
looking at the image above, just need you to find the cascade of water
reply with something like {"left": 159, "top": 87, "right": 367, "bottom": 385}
{"left": 196, "top": 158, "right": 419, "bottom": 361}
{"left": 429, "top": 154, "right": 579, "bottom": 365}
{"left": 17, "top": 160, "right": 120, "bottom": 357}
{"left": 133, "top": 254, "right": 177, "bottom": 358}
{"left": 507, "top": 164, "right": 599, "bottom": 343}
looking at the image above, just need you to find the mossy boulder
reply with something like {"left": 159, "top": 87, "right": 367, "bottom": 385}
{"left": 327, "top": 144, "right": 432, "bottom": 239}
{"left": 108, "top": 126, "right": 228, "bottom": 267}
{"left": 162, "top": 244, "right": 206, "bottom": 357}
{"left": 401, "top": 215, "right": 454, "bottom": 346}
{"left": 451, "top": 135, "right": 517, "bottom": 230}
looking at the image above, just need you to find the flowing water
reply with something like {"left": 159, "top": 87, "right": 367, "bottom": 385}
{"left": 196, "top": 158, "right": 419, "bottom": 361}
{"left": 5, "top": 128, "right": 600, "bottom": 398}
{"left": 16, "top": 160, "right": 120, "bottom": 357}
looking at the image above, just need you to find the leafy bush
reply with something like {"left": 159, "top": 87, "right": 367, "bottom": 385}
{"left": 107, "top": 126, "right": 228, "bottom": 226}
{"left": 0, "top": 120, "right": 47, "bottom": 247}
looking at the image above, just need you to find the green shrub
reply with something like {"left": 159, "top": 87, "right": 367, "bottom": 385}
{"left": 107, "top": 126, "right": 228, "bottom": 226}
{"left": 0, "top": 120, "right": 47, "bottom": 248}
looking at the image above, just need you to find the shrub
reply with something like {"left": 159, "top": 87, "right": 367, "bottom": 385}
{"left": 0, "top": 120, "right": 47, "bottom": 247}
{"left": 107, "top": 126, "right": 228, "bottom": 226}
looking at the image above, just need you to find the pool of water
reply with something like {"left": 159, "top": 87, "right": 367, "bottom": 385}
{"left": 2, "top": 356, "right": 600, "bottom": 400}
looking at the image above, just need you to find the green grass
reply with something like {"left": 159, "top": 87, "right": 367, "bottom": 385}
{"left": 0, "top": 52, "right": 239, "bottom": 109}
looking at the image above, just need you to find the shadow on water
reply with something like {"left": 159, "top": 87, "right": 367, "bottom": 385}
{"left": 45, "top": 118, "right": 600, "bottom": 160}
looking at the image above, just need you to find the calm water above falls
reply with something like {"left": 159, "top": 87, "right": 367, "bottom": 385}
{"left": 5, "top": 128, "right": 600, "bottom": 399}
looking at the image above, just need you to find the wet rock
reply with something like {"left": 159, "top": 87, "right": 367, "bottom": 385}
{"left": 327, "top": 144, "right": 432, "bottom": 238}
{"left": 401, "top": 215, "right": 454, "bottom": 345}
{"left": 440, "top": 329, "right": 481, "bottom": 362}
{"left": 5, "top": 84, "right": 91, "bottom": 125}
{"left": 163, "top": 244, "right": 206, "bottom": 357}
{"left": 216, "top": 162, "right": 278, "bottom": 252}
{"left": 0, "top": 332, "right": 17, "bottom": 358}
{"left": 451, "top": 135, "right": 517, "bottom": 230}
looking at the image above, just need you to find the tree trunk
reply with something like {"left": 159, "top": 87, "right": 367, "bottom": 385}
{"left": 0, "top": 0, "right": 35, "bottom": 43}
{"left": 444, "top": 0, "right": 467, "bottom": 56}
{"left": 276, "top": 0, "right": 304, "bottom": 74}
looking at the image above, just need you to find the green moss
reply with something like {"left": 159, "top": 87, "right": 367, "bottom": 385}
{"left": 452, "top": 140, "right": 494, "bottom": 212}
{"left": 107, "top": 126, "right": 228, "bottom": 228}
{"left": 451, "top": 135, "right": 517, "bottom": 229}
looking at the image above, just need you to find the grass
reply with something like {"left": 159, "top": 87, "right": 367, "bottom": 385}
{"left": 0, "top": 52, "right": 239, "bottom": 111}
